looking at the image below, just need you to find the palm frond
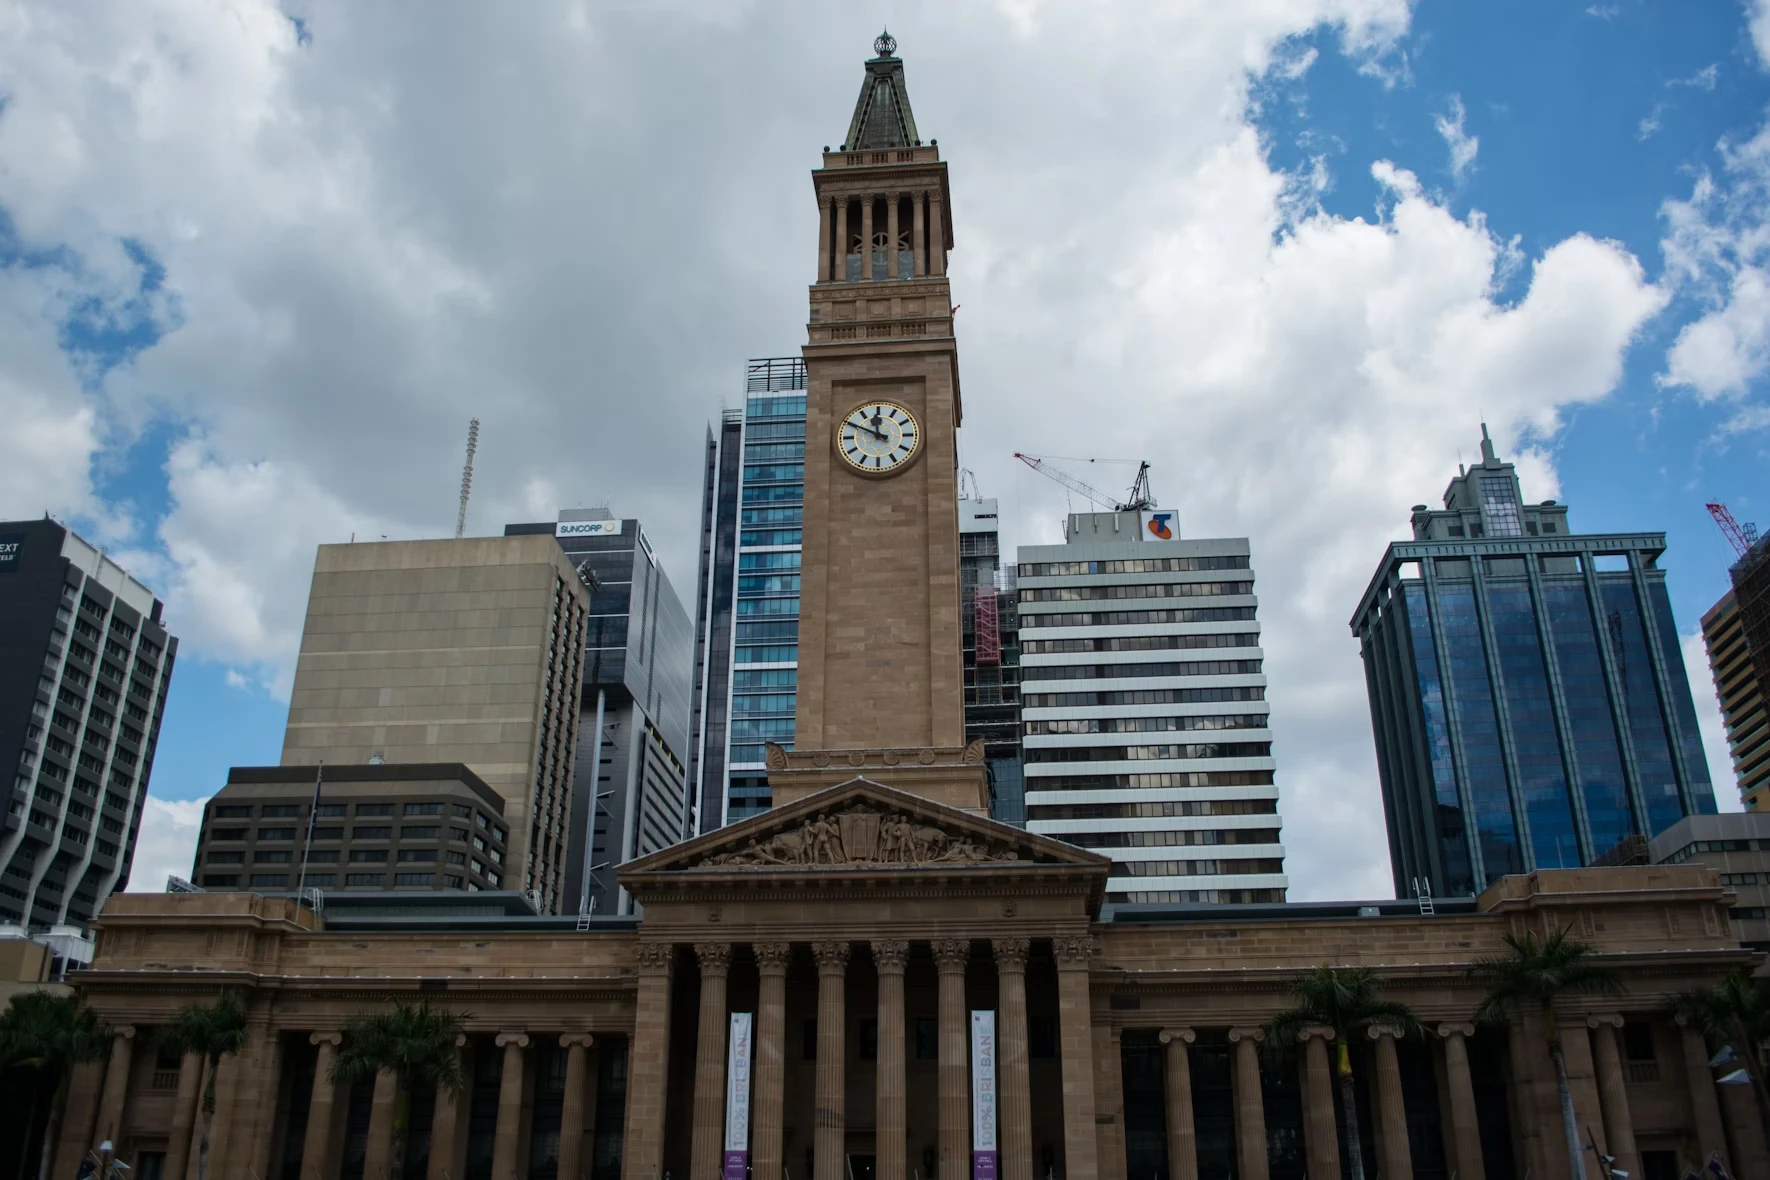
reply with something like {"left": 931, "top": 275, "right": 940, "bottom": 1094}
{"left": 0, "top": 991, "right": 108, "bottom": 1073}
{"left": 1260, "top": 965, "right": 1423, "bottom": 1060}
{"left": 1468, "top": 926, "right": 1622, "bottom": 1025}
{"left": 331, "top": 1000, "right": 471, "bottom": 1094}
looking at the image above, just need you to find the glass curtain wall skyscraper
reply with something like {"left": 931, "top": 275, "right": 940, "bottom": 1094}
{"left": 1351, "top": 427, "right": 1717, "bottom": 899}
{"left": 690, "top": 357, "right": 807, "bottom": 831}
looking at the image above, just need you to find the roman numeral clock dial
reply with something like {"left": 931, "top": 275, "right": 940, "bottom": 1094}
{"left": 837, "top": 400, "right": 921, "bottom": 476}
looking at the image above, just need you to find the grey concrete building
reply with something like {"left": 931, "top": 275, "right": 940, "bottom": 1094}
{"left": 0, "top": 519, "right": 176, "bottom": 930}
{"left": 505, "top": 512, "right": 693, "bottom": 916}
{"left": 1017, "top": 510, "right": 1288, "bottom": 905}
{"left": 1352, "top": 427, "right": 1717, "bottom": 901}
{"left": 278, "top": 536, "right": 589, "bottom": 913}
{"left": 1651, "top": 810, "right": 1770, "bottom": 959}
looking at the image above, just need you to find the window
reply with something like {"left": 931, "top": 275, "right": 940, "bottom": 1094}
{"left": 444, "top": 875, "right": 465, "bottom": 889}
{"left": 1480, "top": 475, "right": 1523, "bottom": 536}
{"left": 214, "top": 805, "right": 251, "bottom": 818}
{"left": 452, "top": 804, "right": 472, "bottom": 818}
{"left": 493, "top": 827, "right": 508, "bottom": 844}
{"left": 210, "top": 828, "right": 247, "bottom": 841}
{"left": 474, "top": 836, "right": 486, "bottom": 852}
{"left": 249, "top": 873, "right": 288, "bottom": 887}
{"left": 257, "top": 827, "right": 295, "bottom": 841}
{"left": 306, "top": 850, "right": 340, "bottom": 864}
{"left": 486, "top": 870, "right": 500, "bottom": 886}
{"left": 401, "top": 826, "right": 440, "bottom": 840}
{"left": 488, "top": 848, "right": 503, "bottom": 865}
{"left": 476, "top": 813, "right": 490, "bottom": 829}
{"left": 345, "top": 873, "right": 385, "bottom": 887}
{"left": 349, "top": 850, "right": 388, "bottom": 863}
{"left": 450, "top": 828, "right": 470, "bottom": 843}
{"left": 356, "top": 803, "right": 394, "bottom": 817}
{"left": 200, "top": 874, "right": 239, "bottom": 888}
{"left": 254, "top": 851, "right": 293, "bottom": 864}
{"left": 206, "top": 851, "right": 244, "bottom": 865}
{"left": 398, "top": 849, "right": 438, "bottom": 863}
{"left": 312, "top": 827, "right": 343, "bottom": 841}
{"left": 315, "top": 804, "right": 346, "bottom": 818}
{"left": 304, "top": 874, "right": 336, "bottom": 887}
{"left": 394, "top": 872, "right": 434, "bottom": 886}
{"left": 353, "top": 826, "right": 391, "bottom": 840}
{"left": 404, "top": 802, "right": 443, "bottom": 816}
{"left": 914, "top": 1019, "right": 938, "bottom": 1060}
{"left": 473, "top": 860, "right": 488, "bottom": 877}
{"left": 446, "top": 851, "right": 467, "bottom": 866}
{"left": 260, "top": 804, "right": 299, "bottom": 818}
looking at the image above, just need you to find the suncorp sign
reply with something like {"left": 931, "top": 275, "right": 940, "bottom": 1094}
{"left": 556, "top": 519, "right": 623, "bottom": 538}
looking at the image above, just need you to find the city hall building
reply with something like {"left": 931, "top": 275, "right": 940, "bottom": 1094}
{"left": 50, "top": 38, "right": 1769, "bottom": 1180}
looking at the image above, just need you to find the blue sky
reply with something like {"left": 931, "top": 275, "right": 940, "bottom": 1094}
{"left": 2, "top": 0, "right": 1767, "bottom": 897}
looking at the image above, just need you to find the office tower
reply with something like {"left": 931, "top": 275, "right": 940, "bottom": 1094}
{"left": 1651, "top": 811, "right": 1770, "bottom": 957}
{"left": 190, "top": 764, "right": 510, "bottom": 893}
{"left": 1017, "top": 511, "right": 1288, "bottom": 905}
{"left": 0, "top": 520, "right": 177, "bottom": 929}
{"left": 1702, "top": 590, "right": 1769, "bottom": 810}
{"left": 505, "top": 512, "right": 693, "bottom": 915}
{"left": 960, "top": 496, "right": 1025, "bottom": 823}
{"left": 279, "top": 536, "right": 589, "bottom": 912}
{"left": 688, "top": 357, "right": 807, "bottom": 831}
{"left": 1352, "top": 427, "right": 1718, "bottom": 899}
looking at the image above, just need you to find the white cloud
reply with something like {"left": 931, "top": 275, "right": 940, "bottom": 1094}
{"left": 1750, "top": 0, "right": 1770, "bottom": 70}
{"left": 1585, "top": 4, "right": 1621, "bottom": 19}
{"left": 1672, "top": 63, "right": 1720, "bottom": 90}
{"left": 1682, "top": 631, "right": 1743, "bottom": 811}
{"left": 1434, "top": 95, "right": 1480, "bottom": 181}
{"left": 0, "top": 0, "right": 1672, "bottom": 901}
{"left": 123, "top": 795, "right": 208, "bottom": 892}
{"left": 1638, "top": 105, "right": 1665, "bottom": 141}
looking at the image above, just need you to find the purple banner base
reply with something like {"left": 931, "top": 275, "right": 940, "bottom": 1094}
{"left": 724, "top": 1150, "right": 748, "bottom": 1180}
{"left": 973, "top": 1150, "right": 998, "bottom": 1180}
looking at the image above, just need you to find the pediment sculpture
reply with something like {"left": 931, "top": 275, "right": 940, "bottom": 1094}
{"left": 693, "top": 805, "right": 1023, "bottom": 869}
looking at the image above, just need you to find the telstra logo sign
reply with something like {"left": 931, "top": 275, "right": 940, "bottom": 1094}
{"left": 1145, "top": 512, "right": 1175, "bottom": 541}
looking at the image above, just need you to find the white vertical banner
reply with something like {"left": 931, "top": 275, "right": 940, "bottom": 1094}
{"left": 725, "top": 1012, "right": 754, "bottom": 1180}
{"left": 971, "top": 1011, "right": 998, "bottom": 1180}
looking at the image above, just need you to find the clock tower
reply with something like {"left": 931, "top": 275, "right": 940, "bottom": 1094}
{"left": 766, "top": 34, "right": 987, "bottom": 812}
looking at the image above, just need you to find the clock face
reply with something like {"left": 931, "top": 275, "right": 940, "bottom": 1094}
{"left": 837, "top": 400, "right": 921, "bottom": 475}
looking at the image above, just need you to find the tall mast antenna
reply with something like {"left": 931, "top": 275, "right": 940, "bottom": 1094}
{"left": 456, "top": 418, "right": 481, "bottom": 539}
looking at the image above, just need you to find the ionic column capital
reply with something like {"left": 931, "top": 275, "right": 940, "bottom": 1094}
{"left": 111, "top": 1025, "right": 137, "bottom": 1040}
{"left": 1052, "top": 935, "right": 1097, "bottom": 969}
{"left": 1227, "top": 1026, "right": 1266, "bottom": 1045}
{"left": 931, "top": 937, "right": 971, "bottom": 972}
{"left": 694, "top": 942, "right": 733, "bottom": 975}
{"left": 990, "top": 937, "right": 1030, "bottom": 970}
{"left": 754, "top": 941, "right": 793, "bottom": 974}
{"left": 1435, "top": 1022, "right": 1476, "bottom": 1039}
{"left": 495, "top": 1032, "right": 530, "bottom": 1049}
{"left": 1586, "top": 1013, "right": 1624, "bottom": 1030}
{"left": 1295, "top": 1025, "right": 1337, "bottom": 1044}
{"left": 871, "top": 939, "right": 910, "bottom": 974}
{"left": 309, "top": 1031, "right": 343, "bottom": 1047}
{"left": 1158, "top": 1027, "right": 1196, "bottom": 1046}
{"left": 559, "top": 1033, "right": 595, "bottom": 1049}
{"left": 812, "top": 940, "right": 851, "bottom": 975}
{"left": 1365, "top": 1024, "right": 1404, "bottom": 1042}
{"left": 635, "top": 941, "right": 675, "bottom": 974}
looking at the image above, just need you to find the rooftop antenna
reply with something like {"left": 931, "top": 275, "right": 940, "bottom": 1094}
{"left": 455, "top": 418, "right": 481, "bottom": 539}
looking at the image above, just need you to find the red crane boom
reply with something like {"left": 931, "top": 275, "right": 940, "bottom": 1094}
{"left": 1707, "top": 502, "right": 1760, "bottom": 558}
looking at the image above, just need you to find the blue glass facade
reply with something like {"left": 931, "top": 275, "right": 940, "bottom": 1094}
{"left": 689, "top": 358, "right": 806, "bottom": 832}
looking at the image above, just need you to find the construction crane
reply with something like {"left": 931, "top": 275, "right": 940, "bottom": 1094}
{"left": 1014, "top": 453, "right": 1156, "bottom": 512}
{"left": 455, "top": 418, "right": 480, "bottom": 538}
{"left": 1707, "top": 502, "right": 1760, "bottom": 558}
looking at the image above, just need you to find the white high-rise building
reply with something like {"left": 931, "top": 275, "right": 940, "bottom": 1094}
{"left": 1017, "top": 511, "right": 1288, "bottom": 905}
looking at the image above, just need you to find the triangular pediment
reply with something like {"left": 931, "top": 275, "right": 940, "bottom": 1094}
{"left": 621, "top": 777, "right": 1109, "bottom": 877}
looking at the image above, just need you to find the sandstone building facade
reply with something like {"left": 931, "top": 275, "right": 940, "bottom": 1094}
{"left": 50, "top": 37, "right": 1770, "bottom": 1180}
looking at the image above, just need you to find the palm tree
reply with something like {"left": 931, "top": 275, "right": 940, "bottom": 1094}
{"left": 159, "top": 989, "right": 248, "bottom": 1180}
{"left": 1469, "top": 928, "right": 1622, "bottom": 1180}
{"left": 1263, "top": 965, "right": 1422, "bottom": 1180}
{"left": 330, "top": 1000, "right": 469, "bottom": 1180}
{"left": 0, "top": 991, "right": 110, "bottom": 1180}
{"left": 1674, "top": 971, "right": 1770, "bottom": 1139}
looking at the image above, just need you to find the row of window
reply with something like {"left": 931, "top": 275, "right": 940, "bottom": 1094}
{"left": 1029, "top": 797, "right": 1278, "bottom": 821}
{"left": 207, "top": 824, "right": 505, "bottom": 852}
{"left": 738, "top": 551, "right": 802, "bottom": 571}
{"left": 741, "top": 529, "right": 803, "bottom": 547}
{"left": 211, "top": 800, "right": 476, "bottom": 820}
{"left": 1028, "top": 770, "right": 1276, "bottom": 791}
{"left": 1021, "top": 581, "right": 1253, "bottom": 603}
{"left": 1109, "top": 858, "right": 1286, "bottom": 877}
{"left": 1022, "top": 659, "right": 1263, "bottom": 682}
{"left": 201, "top": 872, "right": 484, "bottom": 889}
{"left": 735, "top": 645, "right": 799, "bottom": 665}
{"left": 1023, "top": 632, "right": 1258, "bottom": 655}
{"left": 1020, "top": 607, "right": 1257, "bottom": 630}
{"left": 1024, "top": 687, "right": 1265, "bottom": 709}
{"left": 1025, "top": 742, "right": 1272, "bottom": 764}
{"left": 1661, "top": 839, "right": 1770, "bottom": 863}
{"left": 1108, "top": 888, "right": 1286, "bottom": 904}
{"left": 1063, "top": 828, "right": 1281, "bottom": 849}
{"left": 1019, "top": 556, "right": 1251, "bottom": 577}
{"left": 738, "top": 575, "right": 801, "bottom": 595}
{"left": 737, "top": 597, "right": 800, "bottom": 618}
{"left": 1026, "top": 714, "right": 1268, "bottom": 736}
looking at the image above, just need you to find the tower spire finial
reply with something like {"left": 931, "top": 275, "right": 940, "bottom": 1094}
{"left": 1479, "top": 422, "right": 1496, "bottom": 463}
{"left": 874, "top": 28, "right": 897, "bottom": 58}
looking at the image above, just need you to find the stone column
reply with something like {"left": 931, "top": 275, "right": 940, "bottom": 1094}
{"left": 300, "top": 1033, "right": 343, "bottom": 1180}
{"left": 693, "top": 943, "right": 734, "bottom": 1180}
{"left": 860, "top": 197, "right": 875, "bottom": 283}
{"left": 1094, "top": 1024, "right": 1126, "bottom": 1180}
{"left": 363, "top": 1067, "right": 399, "bottom": 1180}
{"left": 835, "top": 198, "right": 850, "bottom": 282}
{"left": 814, "top": 941, "right": 852, "bottom": 1180}
{"left": 1297, "top": 1029, "right": 1337, "bottom": 1180}
{"left": 624, "top": 943, "right": 676, "bottom": 1180}
{"left": 874, "top": 940, "right": 910, "bottom": 1180}
{"left": 933, "top": 938, "right": 971, "bottom": 1180}
{"left": 1369, "top": 1027, "right": 1412, "bottom": 1180}
{"left": 559, "top": 1034, "right": 596, "bottom": 1180}
{"left": 1159, "top": 1030, "right": 1197, "bottom": 1180}
{"left": 992, "top": 939, "right": 1033, "bottom": 1180}
{"left": 887, "top": 193, "right": 901, "bottom": 279}
{"left": 1721, "top": 1078, "right": 1770, "bottom": 1180}
{"left": 929, "top": 190, "right": 945, "bottom": 277}
{"left": 52, "top": 1058, "right": 106, "bottom": 1179}
{"left": 166, "top": 1048, "right": 205, "bottom": 1180}
{"left": 1436, "top": 1025, "right": 1485, "bottom": 1180}
{"left": 1678, "top": 1020, "right": 1730, "bottom": 1172}
{"left": 753, "top": 943, "right": 791, "bottom": 1180}
{"left": 1053, "top": 936, "right": 1099, "bottom": 1180}
{"left": 817, "top": 197, "right": 832, "bottom": 284}
{"left": 94, "top": 1026, "right": 136, "bottom": 1152}
{"left": 912, "top": 192, "right": 926, "bottom": 277}
{"left": 1587, "top": 1016, "right": 1637, "bottom": 1180}
{"left": 1228, "top": 1029, "right": 1268, "bottom": 1180}
{"left": 492, "top": 1033, "right": 530, "bottom": 1180}
{"left": 427, "top": 1037, "right": 469, "bottom": 1180}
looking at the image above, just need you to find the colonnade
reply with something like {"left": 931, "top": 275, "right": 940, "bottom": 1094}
{"left": 816, "top": 189, "right": 945, "bottom": 283}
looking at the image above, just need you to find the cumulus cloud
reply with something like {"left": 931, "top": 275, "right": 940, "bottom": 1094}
{"left": 1751, "top": 0, "right": 1770, "bottom": 70}
{"left": 0, "top": 0, "right": 1671, "bottom": 899}
{"left": 122, "top": 795, "right": 208, "bottom": 892}
{"left": 1434, "top": 95, "right": 1480, "bottom": 181}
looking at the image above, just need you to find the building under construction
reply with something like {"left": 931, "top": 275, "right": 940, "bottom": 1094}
{"left": 1703, "top": 508, "right": 1770, "bottom": 810}
{"left": 959, "top": 496, "right": 1024, "bottom": 823}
